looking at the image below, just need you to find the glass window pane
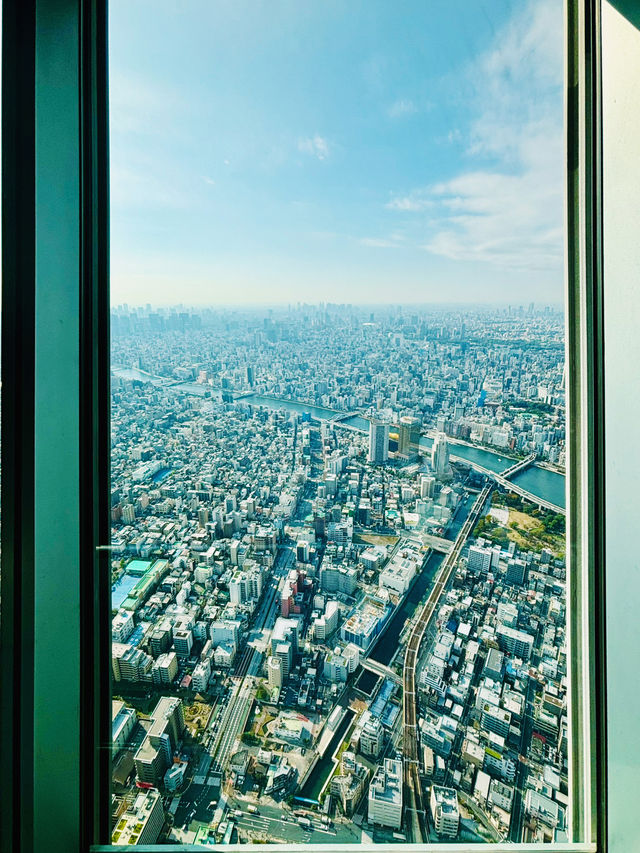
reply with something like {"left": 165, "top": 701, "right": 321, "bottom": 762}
{"left": 108, "top": 1, "right": 568, "bottom": 845}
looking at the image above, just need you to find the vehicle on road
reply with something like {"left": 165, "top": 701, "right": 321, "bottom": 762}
{"left": 247, "top": 805, "right": 259, "bottom": 814}
{"left": 297, "top": 816, "right": 311, "bottom": 828}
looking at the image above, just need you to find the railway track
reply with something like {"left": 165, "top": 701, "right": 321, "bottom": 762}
{"left": 402, "top": 484, "right": 493, "bottom": 842}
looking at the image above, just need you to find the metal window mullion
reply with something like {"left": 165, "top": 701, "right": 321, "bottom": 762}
{"left": 1, "top": 2, "right": 109, "bottom": 853}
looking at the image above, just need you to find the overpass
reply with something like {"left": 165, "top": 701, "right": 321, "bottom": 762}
{"left": 402, "top": 483, "right": 493, "bottom": 843}
{"left": 360, "top": 657, "right": 402, "bottom": 686}
{"left": 419, "top": 532, "right": 454, "bottom": 554}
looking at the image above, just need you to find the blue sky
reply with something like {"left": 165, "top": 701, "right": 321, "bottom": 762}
{"left": 109, "top": 0, "right": 563, "bottom": 306}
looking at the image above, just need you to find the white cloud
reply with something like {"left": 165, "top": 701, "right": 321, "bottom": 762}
{"left": 298, "top": 135, "right": 330, "bottom": 160}
{"left": 387, "top": 98, "right": 417, "bottom": 118}
{"left": 359, "top": 237, "right": 401, "bottom": 248}
{"left": 387, "top": 0, "right": 563, "bottom": 274}
{"left": 202, "top": 176, "right": 216, "bottom": 186}
{"left": 386, "top": 194, "right": 433, "bottom": 212}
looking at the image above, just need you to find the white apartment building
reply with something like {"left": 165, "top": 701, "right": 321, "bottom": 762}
{"left": 430, "top": 785, "right": 460, "bottom": 838}
{"left": 368, "top": 758, "right": 403, "bottom": 829}
{"left": 111, "top": 610, "right": 134, "bottom": 643}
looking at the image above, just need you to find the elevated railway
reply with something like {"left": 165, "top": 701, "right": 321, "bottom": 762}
{"left": 402, "top": 483, "right": 493, "bottom": 842}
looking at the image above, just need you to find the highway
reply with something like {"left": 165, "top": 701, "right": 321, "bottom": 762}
{"left": 402, "top": 483, "right": 493, "bottom": 843}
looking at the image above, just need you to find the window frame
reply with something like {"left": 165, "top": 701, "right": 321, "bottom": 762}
{"left": 0, "top": 0, "right": 609, "bottom": 851}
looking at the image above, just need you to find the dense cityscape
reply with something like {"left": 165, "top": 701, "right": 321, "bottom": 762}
{"left": 109, "top": 304, "right": 568, "bottom": 846}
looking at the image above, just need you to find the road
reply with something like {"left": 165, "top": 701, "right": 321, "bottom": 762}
{"left": 230, "top": 800, "right": 360, "bottom": 845}
{"left": 208, "top": 544, "right": 296, "bottom": 775}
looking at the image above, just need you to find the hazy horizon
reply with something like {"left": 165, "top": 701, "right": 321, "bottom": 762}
{"left": 110, "top": 300, "right": 565, "bottom": 312}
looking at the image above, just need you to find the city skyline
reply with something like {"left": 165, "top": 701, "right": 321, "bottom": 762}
{"left": 109, "top": 304, "right": 568, "bottom": 843}
{"left": 109, "top": 0, "right": 563, "bottom": 307}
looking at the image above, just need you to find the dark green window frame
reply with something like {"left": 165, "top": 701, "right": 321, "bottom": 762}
{"left": 0, "top": 1, "right": 619, "bottom": 851}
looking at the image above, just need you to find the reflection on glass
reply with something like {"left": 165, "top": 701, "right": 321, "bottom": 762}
{"left": 109, "top": 1, "right": 567, "bottom": 845}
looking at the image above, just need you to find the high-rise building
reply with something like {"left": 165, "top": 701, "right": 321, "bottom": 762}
{"left": 267, "top": 655, "right": 283, "bottom": 688}
{"left": 173, "top": 628, "right": 193, "bottom": 658}
{"left": 312, "top": 600, "right": 339, "bottom": 641}
{"left": 496, "top": 624, "right": 534, "bottom": 660}
{"left": 148, "top": 619, "right": 173, "bottom": 658}
{"left": 112, "top": 643, "right": 153, "bottom": 682}
{"left": 368, "top": 421, "right": 389, "bottom": 465}
{"left": 359, "top": 715, "right": 384, "bottom": 758}
{"left": 368, "top": 758, "right": 403, "bottom": 828}
{"left": 431, "top": 432, "right": 450, "bottom": 479}
{"left": 151, "top": 651, "right": 178, "bottom": 685}
{"left": 134, "top": 697, "right": 184, "bottom": 787}
{"left": 420, "top": 474, "right": 436, "bottom": 499}
{"left": 229, "top": 564, "right": 263, "bottom": 604}
{"left": 191, "top": 658, "right": 211, "bottom": 692}
{"left": 467, "top": 544, "right": 492, "bottom": 575}
{"left": 320, "top": 563, "right": 358, "bottom": 595}
{"left": 275, "top": 642, "right": 292, "bottom": 678}
{"left": 121, "top": 503, "right": 136, "bottom": 524}
{"left": 398, "top": 415, "right": 421, "bottom": 456}
{"left": 112, "top": 610, "right": 134, "bottom": 643}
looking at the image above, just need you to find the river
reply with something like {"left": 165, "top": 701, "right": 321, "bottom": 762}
{"left": 239, "top": 394, "right": 565, "bottom": 509}
{"left": 110, "top": 375, "right": 565, "bottom": 509}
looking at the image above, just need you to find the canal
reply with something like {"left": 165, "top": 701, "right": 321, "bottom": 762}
{"left": 368, "top": 493, "right": 476, "bottom": 667}
{"left": 299, "top": 709, "right": 355, "bottom": 802}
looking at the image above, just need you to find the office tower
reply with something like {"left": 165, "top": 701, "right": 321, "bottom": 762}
{"left": 398, "top": 414, "right": 421, "bottom": 455}
{"left": 432, "top": 431, "right": 450, "bottom": 479}
{"left": 368, "top": 420, "right": 389, "bottom": 464}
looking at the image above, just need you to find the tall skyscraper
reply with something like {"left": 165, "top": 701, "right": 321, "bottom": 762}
{"left": 397, "top": 415, "right": 422, "bottom": 456}
{"left": 432, "top": 431, "right": 450, "bottom": 479}
{"left": 368, "top": 421, "right": 389, "bottom": 465}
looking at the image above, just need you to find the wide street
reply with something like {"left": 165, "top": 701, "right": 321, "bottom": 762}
{"left": 172, "top": 543, "right": 297, "bottom": 833}
{"left": 230, "top": 799, "right": 361, "bottom": 845}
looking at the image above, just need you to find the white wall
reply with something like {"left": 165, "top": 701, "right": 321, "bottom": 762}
{"left": 602, "top": 3, "right": 640, "bottom": 851}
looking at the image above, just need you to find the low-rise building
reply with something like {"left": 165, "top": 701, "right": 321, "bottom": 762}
{"left": 111, "top": 789, "right": 164, "bottom": 846}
